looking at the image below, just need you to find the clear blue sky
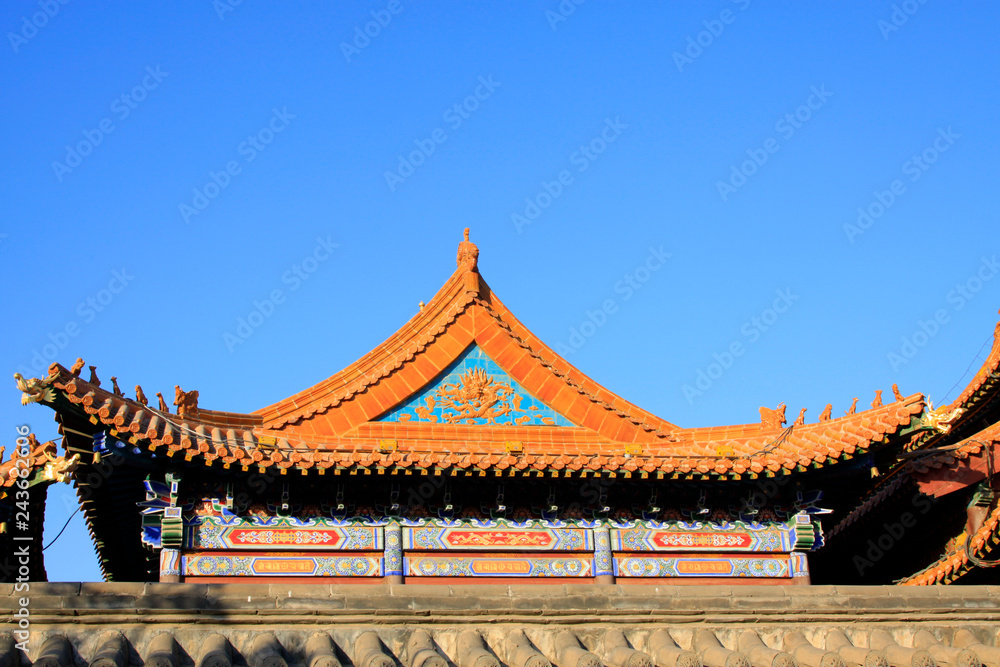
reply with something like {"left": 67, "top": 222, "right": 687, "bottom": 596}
{"left": 2, "top": 2, "right": 997, "bottom": 582}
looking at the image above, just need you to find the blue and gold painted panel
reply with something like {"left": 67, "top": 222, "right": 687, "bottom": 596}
{"left": 185, "top": 516, "right": 383, "bottom": 551}
{"left": 405, "top": 554, "right": 593, "bottom": 577}
{"left": 404, "top": 526, "right": 592, "bottom": 551}
{"left": 614, "top": 554, "right": 794, "bottom": 578}
{"left": 377, "top": 344, "right": 574, "bottom": 426}
{"left": 612, "top": 521, "right": 794, "bottom": 553}
{"left": 182, "top": 553, "right": 383, "bottom": 577}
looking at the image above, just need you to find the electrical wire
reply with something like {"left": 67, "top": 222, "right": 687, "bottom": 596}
{"left": 939, "top": 333, "right": 994, "bottom": 405}
{"left": 42, "top": 507, "right": 80, "bottom": 551}
{"left": 961, "top": 439, "right": 1000, "bottom": 568}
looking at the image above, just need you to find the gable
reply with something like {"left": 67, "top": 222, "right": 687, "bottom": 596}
{"left": 376, "top": 344, "right": 576, "bottom": 427}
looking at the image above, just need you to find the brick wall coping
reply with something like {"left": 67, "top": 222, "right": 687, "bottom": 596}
{"left": 3, "top": 583, "right": 999, "bottom": 626}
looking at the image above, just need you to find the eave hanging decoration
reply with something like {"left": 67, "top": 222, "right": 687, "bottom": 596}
{"left": 139, "top": 472, "right": 184, "bottom": 549}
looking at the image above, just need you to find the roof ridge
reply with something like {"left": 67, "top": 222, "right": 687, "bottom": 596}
{"left": 255, "top": 261, "right": 481, "bottom": 427}
{"left": 472, "top": 295, "right": 681, "bottom": 438}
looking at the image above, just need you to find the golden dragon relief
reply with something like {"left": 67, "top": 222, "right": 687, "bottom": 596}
{"left": 920, "top": 401, "right": 964, "bottom": 434}
{"left": 399, "top": 368, "right": 555, "bottom": 426}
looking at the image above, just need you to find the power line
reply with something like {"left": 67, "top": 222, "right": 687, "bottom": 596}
{"left": 43, "top": 507, "right": 79, "bottom": 551}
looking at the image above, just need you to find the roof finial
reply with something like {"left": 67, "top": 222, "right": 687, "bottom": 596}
{"left": 456, "top": 227, "right": 479, "bottom": 271}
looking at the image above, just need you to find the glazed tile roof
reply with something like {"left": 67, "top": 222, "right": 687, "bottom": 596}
{"left": 23, "top": 233, "right": 931, "bottom": 481}
{"left": 939, "top": 315, "right": 1000, "bottom": 415}
{"left": 907, "top": 313, "right": 1000, "bottom": 453}
{"left": 0, "top": 433, "right": 76, "bottom": 489}
{"left": 825, "top": 418, "right": 1000, "bottom": 542}
{"left": 35, "top": 364, "right": 928, "bottom": 480}
{"left": 899, "top": 500, "right": 1000, "bottom": 585}
{"left": 824, "top": 320, "right": 1000, "bottom": 541}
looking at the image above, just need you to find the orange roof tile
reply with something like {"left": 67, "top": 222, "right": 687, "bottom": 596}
{"left": 899, "top": 501, "right": 1000, "bottom": 585}
{"left": 0, "top": 434, "right": 76, "bottom": 489}
{"left": 23, "top": 232, "right": 935, "bottom": 480}
{"left": 907, "top": 311, "right": 1000, "bottom": 452}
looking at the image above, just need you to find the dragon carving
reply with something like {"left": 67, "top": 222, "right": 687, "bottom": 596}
{"left": 759, "top": 403, "right": 786, "bottom": 431}
{"left": 174, "top": 385, "right": 200, "bottom": 418}
{"left": 413, "top": 396, "right": 438, "bottom": 423}
{"left": 41, "top": 448, "right": 80, "bottom": 484}
{"left": 920, "top": 401, "right": 964, "bottom": 434}
{"left": 1, "top": 434, "right": 78, "bottom": 486}
{"left": 438, "top": 367, "right": 524, "bottom": 425}
{"left": 13, "top": 369, "right": 58, "bottom": 406}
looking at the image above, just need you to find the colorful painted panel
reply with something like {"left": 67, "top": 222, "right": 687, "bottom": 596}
{"left": 376, "top": 344, "right": 574, "bottom": 426}
{"left": 790, "top": 552, "right": 810, "bottom": 577}
{"left": 182, "top": 553, "right": 383, "bottom": 577}
{"left": 613, "top": 554, "right": 791, "bottom": 578}
{"left": 404, "top": 526, "right": 592, "bottom": 551}
{"left": 186, "top": 516, "right": 382, "bottom": 551}
{"left": 612, "top": 521, "right": 793, "bottom": 553}
{"left": 405, "top": 555, "right": 593, "bottom": 577}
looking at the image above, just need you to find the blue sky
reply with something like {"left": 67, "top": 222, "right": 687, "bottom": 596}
{"left": 1, "top": 2, "right": 997, "bottom": 582}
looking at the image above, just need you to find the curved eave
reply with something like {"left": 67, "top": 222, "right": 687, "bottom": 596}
{"left": 0, "top": 437, "right": 61, "bottom": 490}
{"left": 910, "top": 315, "right": 1000, "bottom": 451}
{"left": 39, "top": 368, "right": 925, "bottom": 480}
{"left": 253, "top": 267, "right": 478, "bottom": 427}
{"left": 898, "top": 502, "right": 1000, "bottom": 585}
{"left": 823, "top": 472, "right": 913, "bottom": 541}
{"left": 250, "top": 263, "right": 683, "bottom": 444}
{"left": 828, "top": 418, "right": 1000, "bottom": 543}
{"left": 941, "top": 317, "right": 1000, "bottom": 414}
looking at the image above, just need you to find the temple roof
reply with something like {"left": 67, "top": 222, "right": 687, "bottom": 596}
{"left": 906, "top": 313, "right": 1000, "bottom": 453}
{"left": 823, "top": 313, "right": 1000, "bottom": 541}
{"left": 0, "top": 433, "right": 77, "bottom": 489}
{"left": 22, "top": 231, "right": 939, "bottom": 481}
